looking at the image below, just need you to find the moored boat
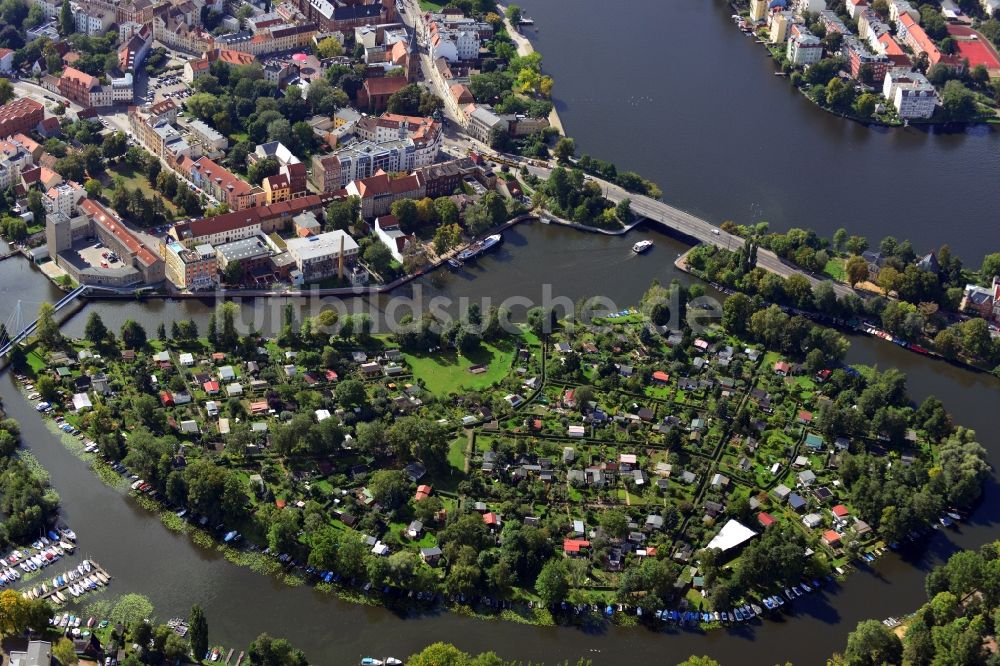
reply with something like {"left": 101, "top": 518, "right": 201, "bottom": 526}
{"left": 456, "top": 234, "right": 502, "bottom": 262}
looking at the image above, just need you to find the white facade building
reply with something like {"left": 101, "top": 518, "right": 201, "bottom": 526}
{"left": 883, "top": 68, "right": 938, "bottom": 119}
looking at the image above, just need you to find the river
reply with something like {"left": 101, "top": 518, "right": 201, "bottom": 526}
{"left": 512, "top": 0, "right": 1000, "bottom": 266}
{"left": 2, "top": 221, "right": 999, "bottom": 664}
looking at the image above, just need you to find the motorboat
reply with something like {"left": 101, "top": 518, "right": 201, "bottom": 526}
{"left": 632, "top": 240, "right": 654, "bottom": 253}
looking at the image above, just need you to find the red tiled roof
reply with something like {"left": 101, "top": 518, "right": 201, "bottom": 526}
{"left": 652, "top": 370, "right": 670, "bottom": 382}
{"left": 823, "top": 530, "right": 841, "bottom": 544}
{"left": 832, "top": 504, "right": 849, "bottom": 517}
{"left": 204, "top": 381, "right": 219, "bottom": 392}
{"left": 563, "top": 538, "right": 590, "bottom": 553}
{"left": 61, "top": 66, "right": 99, "bottom": 90}
{"left": 758, "top": 512, "right": 775, "bottom": 527}
{"left": 79, "top": 198, "right": 159, "bottom": 267}
{"left": 363, "top": 76, "right": 408, "bottom": 96}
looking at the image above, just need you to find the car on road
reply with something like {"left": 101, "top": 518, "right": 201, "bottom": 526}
{"left": 712, "top": 228, "right": 720, "bottom": 235}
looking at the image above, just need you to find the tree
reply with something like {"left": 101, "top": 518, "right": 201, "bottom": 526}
{"left": 84, "top": 311, "right": 108, "bottom": 346}
{"left": 246, "top": 633, "right": 308, "bottom": 666}
{"left": 367, "top": 470, "right": 410, "bottom": 510}
{"left": 843, "top": 619, "right": 903, "bottom": 666}
{"left": 35, "top": 302, "right": 61, "bottom": 349}
{"left": 676, "top": 658, "right": 721, "bottom": 666}
{"left": 53, "top": 637, "right": 78, "bottom": 665}
{"left": 433, "top": 223, "right": 462, "bottom": 254}
{"left": 189, "top": 604, "right": 208, "bottom": 660}
{"left": 248, "top": 155, "right": 280, "bottom": 185}
{"left": 325, "top": 196, "right": 360, "bottom": 231}
{"left": 553, "top": 137, "right": 575, "bottom": 163}
{"left": 0, "top": 78, "right": 13, "bottom": 105}
{"left": 363, "top": 242, "right": 393, "bottom": 276}
{"left": 434, "top": 197, "right": 459, "bottom": 226}
{"left": 846, "top": 255, "right": 869, "bottom": 286}
{"left": 315, "top": 36, "right": 343, "bottom": 59}
{"left": 853, "top": 92, "right": 878, "bottom": 118}
{"left": 505, "top": 4, "right": 522, "bottom": 25}
{"left": 59, "top": 0, "right": 73, "bottom": 36}
{"left": 391, "top": 198, "right": 419, "bottom": 232}
{"left": 825, "top": 77, "right": 855, "bottom": 110}
{"left": 940, "top": 80, "right": 978, "bottom": 121}
{"left": 83, "top": 178, "right": 102, "bottom": 199}
{"left": 535, "top": 558, "right": 569, "bottom": 606}
{"left": 120, "top": 319, "right": 147, "bottom": 350}
{"left": 615, "top": 198, "right": 633, "bottom": 223}
{"left": 979, "top": 252, "right": 1000, "bottom": 280}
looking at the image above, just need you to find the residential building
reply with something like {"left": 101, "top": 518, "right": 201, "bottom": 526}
{"left": 9, "top": 640, "right": 52, "bottom": 666}
{"left": 354, "top": 113, "right": 442, "bottom": 166}
{"left": 787, "top": 25, "right": 823, "bottom": 66}
{"left": 169, "top": 194, "right": 331, "bottom": 245}
{"left": 373, "top": 215, "right": 414, "bottom": 263}
{"left": 0, "top": 98, "right": 44, "bottom": 137}
{"left": 889, "top": 0, "right": 920, "bottom": 22}
{"left": 185, "top": 118, "right": 228, "bottom": 155}
{"left": 183, "top": 48, "right": 257, "bottom": 83}
{"left": 876, "top": 33, "right": 910, "bottom": 66}
{"left": 215, "top": 234, "right": 276, "bottom": 276}
{"left": 291, "top": 0, "right": 395, "bottom": 34}
{"left": 177, "top": 155, "right": 260, "bottom": 210}
{"left": 847, "top": 0, "right": 868, "bottom": 18}
{"left": 44, "top": 182, "right": 83, "bottom": 218}
{"left": 883, "top": 68, "right": 937, "bottom": 119}
{"left": 749, "top": 0, "right": 769, "bottom": 21}
{"left": 843, "top": 36, "right": 890, "bottom": 83}
{"left": 315, "top": 139, "right": 415, "bottom": 190}
{"left": 285, "top": 229, "right": 359, "bottom": 281}
{"left": 897, "top": 13, "right": 949, "bottom": 67}
{"left": 118, "top": 24, "right": 153, "bottom": 73}
{"left": 345, "top": 170, "right": 425, "bottom": 219}
{"left": 216, "top": 23, "right": 318, "bottom": 56}
{"left": 768, "top": 10, "right": 793, "bottom": 43}
{"left": 961, "top": 278, "right": 1000, "bottom": 320}
{"left": 59, "top": 66, "right": 113, "bottom": 108}
{"left": 74, "top": 0, "right": 115, "bottom": 35}
{"left": 250, "top": 141, "right": 300, "bottom": 167}
{"left": 857, "top": 8, "right": 890, "bottom": 51}
{"left": 466, "top": 105, "right": 507, "bottom": 144}
{"left": 163, "top": 240, "right": 217, "bottom": 290}
{"left": 427, "top": 16, "right": 482, "bottom": 62}
{"left": 153, "top": 13, "right": 214, "bottom": 55}
{"left": 0, "top": 47, "right": 13, "bottom": 74}
{"left": 0, "top": 137, "right": 35, "bottom": 190}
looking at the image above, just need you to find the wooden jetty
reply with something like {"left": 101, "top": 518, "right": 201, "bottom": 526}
{"left": 21, "top": 560, "right": 111, "bottom": 603}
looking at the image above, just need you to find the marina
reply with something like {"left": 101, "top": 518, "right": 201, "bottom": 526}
{"left": 20, "top": 560, "right": 110, "bottom": 605}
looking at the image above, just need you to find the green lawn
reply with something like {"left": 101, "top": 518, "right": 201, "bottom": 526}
{"left": 824, "top": 258, "right": 846, "bottom": 282}
{"left": 404, "top": 341, "right": 516, "bottom": 395}
{"left": 105, "top": 164, "right": 180, "bottom": 217}
{"left": 447, "top": 436, "right": 467, "bottom": 472}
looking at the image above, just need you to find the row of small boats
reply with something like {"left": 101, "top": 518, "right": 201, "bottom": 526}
{"left": 360, "top": 658, "right": 403, "bottom": 665}
{"left": 23, "top": 560, "right": 108, "bottom": 604}
{"left": 1, "top": 531, "right": 77, "bottom": 581}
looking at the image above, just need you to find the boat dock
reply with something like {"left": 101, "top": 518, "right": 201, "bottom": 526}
{"left": 22, "top": 560, "right": 111, "bottom": 603}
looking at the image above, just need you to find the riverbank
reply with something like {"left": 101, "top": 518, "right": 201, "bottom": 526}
{"left": 496, "top": 4, "right": 566, "bottom": 137}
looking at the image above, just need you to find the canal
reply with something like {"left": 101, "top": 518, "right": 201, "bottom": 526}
{"left": 513, "top": 0, "right": 1000, "bottom": 266}
{"left": 1, "top": 221, "right": 998, "bottom": 664}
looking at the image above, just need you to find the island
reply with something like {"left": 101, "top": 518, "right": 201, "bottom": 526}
{"left": 9, "top": 274, "right": 989, "bottom": 630}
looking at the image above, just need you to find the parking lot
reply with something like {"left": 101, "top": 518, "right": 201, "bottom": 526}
{"left": 145, "top": 73, "right": 193, "bottom": 105}
{"left": 77, "top": 242, "right": 122, "bottom": 270}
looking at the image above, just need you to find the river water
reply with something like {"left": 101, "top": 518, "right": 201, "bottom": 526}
{"left": 2, "top": 219, "right": 999, "bottom": 664}
{"left": 513, "top": 0, "right": 1000, "bottom": 266}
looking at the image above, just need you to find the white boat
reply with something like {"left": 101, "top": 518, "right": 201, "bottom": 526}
{"left": 456, "top": 234, "right": 502, "bottom": 261}
{"left": 95, "top": 571, "right": 109, "bottom": 584}
{"left": 82, "top": 560, "right": 92, "bottom": 573}
{"left": 385, "top": 659, "right": 403, "bottom": 666}
{"left": 360, "top": 659, "right": 384, "bottom": 666}
{"left": 632, "top": 240, "right": 654, "bottom": 253}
